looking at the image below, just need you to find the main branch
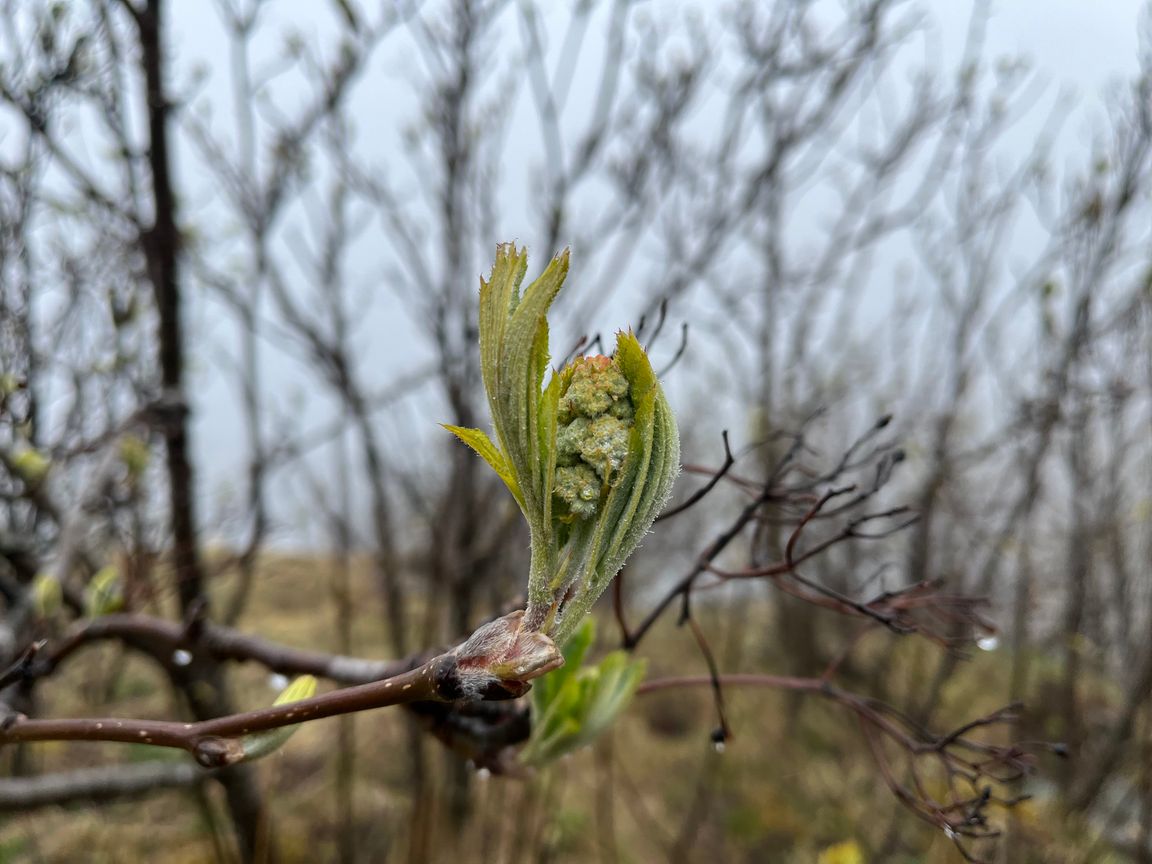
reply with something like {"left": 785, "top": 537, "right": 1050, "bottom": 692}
{"left": 0, "top": 610, "right": 560, "bottom": 768}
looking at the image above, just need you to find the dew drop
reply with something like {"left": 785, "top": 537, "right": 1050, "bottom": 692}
{"left": 268, "top": 672, "right": 290, "bottom": 691}
{"left": 171, "top": 649, "right": 192, "bottom": 667}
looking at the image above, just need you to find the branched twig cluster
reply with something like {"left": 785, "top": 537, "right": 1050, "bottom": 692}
{"left": 613, "top": 415, "right": 1036, "bottom": 861}
{"left": 639, "top": 675, "right": 1033, "bottom": 863}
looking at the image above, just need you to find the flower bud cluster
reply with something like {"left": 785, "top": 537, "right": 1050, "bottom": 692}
{"left": 553, "top": 356, "right": 634, "bottom": 518}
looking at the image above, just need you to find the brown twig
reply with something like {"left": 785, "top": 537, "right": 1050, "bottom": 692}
{"left": 38, "top": 613, "right": 408, "bottom": 686}
{"left": 639, "top": 673, "right": 1033, "bottom": 863}
{"left": 656, "top": 430, "right": 735, "bottom": 522}
{"left": 0, "top": 639, "right": 44, "bottom": 691}
{"left": 3, "top": 656, "right": 452, "bottom": 766}
{"left": 1, "top": 611, "right": 561, "bottom": 768}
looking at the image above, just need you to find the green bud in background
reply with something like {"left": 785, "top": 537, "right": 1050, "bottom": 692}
{"left": 236, "top": 675, "right": 318, "bottom": 762}
{"left": 32, "top": 572, "right": 63, "bottom": 620}
{"left": 84, "top": 565, "right": 125, "bottom": 617}
{"left": 445, "top": 243, "right": 680, "bottom": 645}
{"left": 119, "top": 435, "right": 150, "bottom": 483}
{"left": 0, "top": 373, "right": 24, "bottom": 398}
{"left": 11, "top": 447, "right": 50, "bottom": 488}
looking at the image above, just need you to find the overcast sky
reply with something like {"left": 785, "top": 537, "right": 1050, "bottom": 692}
{"left": 168, "top": 0, "right": 1149, "bottom": 545}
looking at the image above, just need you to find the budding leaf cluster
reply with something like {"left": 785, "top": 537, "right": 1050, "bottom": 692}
{"left": 445, "top": 243, "right": 679, "bottom": 644}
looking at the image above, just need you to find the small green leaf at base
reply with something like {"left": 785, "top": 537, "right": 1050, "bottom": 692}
{"left": 522, "top": 619, "right": 646, "bottom": 766}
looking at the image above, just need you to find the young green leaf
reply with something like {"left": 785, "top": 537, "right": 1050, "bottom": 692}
{"left": 530, "top": 617, "right": 596, "bottom": 712}
{"left": 522, "top": 618, "right": 647, "bottom": 766}
{"left": 442, "top": 424, "right": 523, "bottom": 508}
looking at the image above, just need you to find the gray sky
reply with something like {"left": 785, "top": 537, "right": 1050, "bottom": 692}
{"left": 168, "top": 0, "right": 1148, "bottom": 546}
